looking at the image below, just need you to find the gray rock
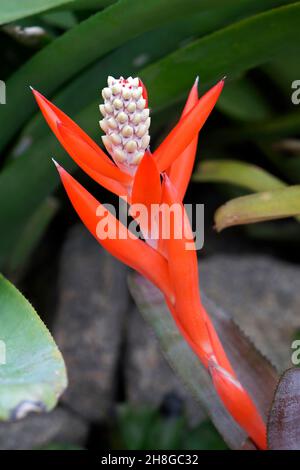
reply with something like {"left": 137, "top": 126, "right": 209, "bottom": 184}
{"left": 124, "top": 307, "right": 205, "bottom": 426}
{"left": 200, "top": 253, "right": 300, "bottom": 371}
{"left": 0, "top": 407, "right": 87, "bottom": 450}
{"left": 54, "top": 225, "right": 130, "bottom": 421}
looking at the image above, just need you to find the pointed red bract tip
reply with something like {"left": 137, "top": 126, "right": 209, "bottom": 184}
{"left": 51, "top": 157, "right": 60, "bottom": 170}
{"left": 32, "top": 88, "right": 131, "bottom": 197}
{"left": 132, "top": 152, "right": 161, "bottom": 207}
{"left": 154, "top": 79, "right": 224, "bottom": 173}
{"left": 167, "top": 78, "right": 199, "bottom": 201}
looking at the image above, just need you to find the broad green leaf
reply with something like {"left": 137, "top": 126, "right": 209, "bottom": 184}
{"left": 0, "top": 0, "right": 113, "bottom": 25}
{"left": 0, "top": 275, "right": 67, "bottom": 420}
{"left": 215, "top": 185, "right": 300, "bottom": 231}
{"left": 0, "top": 0, "right": 74, "bottom": 25}
{"left": 141, "top": 3, "right": 300, "bottom": 109}
{"left": 0, "top": 0, "right": 296, "bottom": 151}
{"left": 67, "top": 0, "right": 115, "bottom": 8}
{"left": 194, "top": 160, "right": 285, "bottom": 192}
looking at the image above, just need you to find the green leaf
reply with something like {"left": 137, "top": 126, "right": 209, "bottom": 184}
{"left": 0, "top": 0, "right": 114, "bottom": 25}
{"left": 0, "top": 0, "right": 216, "bottom": 151}
{"left": 0, "top": 275, "right": 67, "bottom": 420}
{"left": 0, "top": 0, "right": 296, "bottom": 152}
{"left": 193, "top": 159, "right": 285, "bottom": 192}
{"left": 0, "top": 0, "right": 74, "bottom": 25}
{"left": 141, "top": 2, "right": 300, "bottom": 109}
{"left": 214, "top": 185, "right": 300, "bottom": 231}
{"left": 67, "top": 0, "right": 115, "bottom": 9}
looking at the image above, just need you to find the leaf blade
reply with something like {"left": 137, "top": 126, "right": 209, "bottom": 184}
{"left": 0, "top": 275, "right": 67, "bottom": 420}
{"left": 214, "top": 185, "right": 300, "bottom": 231}
{"left": 193, "top": 159, "right": 285, "bottom": 192}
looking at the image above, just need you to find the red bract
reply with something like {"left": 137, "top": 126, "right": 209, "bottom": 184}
{"left": 32, "top": 76, "right": 266, "bottom": 449}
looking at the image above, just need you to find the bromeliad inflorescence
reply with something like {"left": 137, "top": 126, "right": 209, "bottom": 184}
{"left": 100, "top": 76, "right": 150, "bottom": 170}
{"left": 32, "top": 76, "right": 267, "bottom": 449}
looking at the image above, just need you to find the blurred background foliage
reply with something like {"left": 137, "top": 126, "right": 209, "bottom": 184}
{"left": 0, "top": 0, "right": 300, "bottom": 450}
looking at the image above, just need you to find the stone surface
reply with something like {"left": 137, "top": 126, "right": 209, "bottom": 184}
{"left": 0, "top": 407, "right": 87, "bottom": 450}
{"left": 124, "top": 307, "right": 205, "bottom": 426}
{"left": 54, "top": 225, "right": 130, "bottom": 421}
{"left": 200, "top": 253, "right": 300, "bottom": 371}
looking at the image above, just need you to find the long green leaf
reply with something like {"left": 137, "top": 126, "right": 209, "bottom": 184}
{"left": 0, "top": 0, "right": 214, "bottom": 151}
{"left": 141, "top": 2, "right": 300, "bottom": 109}
{"left": 0, "top": 275, "right": 67, "bottom": 420}
{"left": 215, "top": 185, "right": 300, "bottom": 231}
{"left": 193, "top": 160, "right": 285, "bottom": 192}
{"left": 0, "top": 0, "right": 74, "bottom": 24}
{"left": 0, "top": 0, "right": 296, "bottom": 151}
{"left": 0, "top": 0, "right": 113, "bottom": 25}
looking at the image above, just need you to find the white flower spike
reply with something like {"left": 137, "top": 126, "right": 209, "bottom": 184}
{"left": 99, "top": 76, "right": 150, "bottom": 172}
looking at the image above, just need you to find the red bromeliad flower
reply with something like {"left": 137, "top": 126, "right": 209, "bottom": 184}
{"left": 32, "top": 76, "right": 267, "bottom": 449}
